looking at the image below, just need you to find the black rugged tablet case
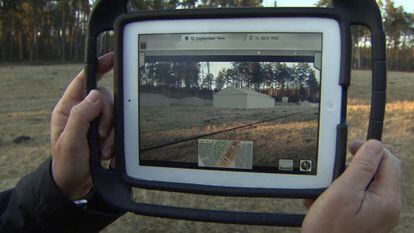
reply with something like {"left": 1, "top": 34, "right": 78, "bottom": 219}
{"left": 85, "top": 0, "right": 386, "bottom": 227}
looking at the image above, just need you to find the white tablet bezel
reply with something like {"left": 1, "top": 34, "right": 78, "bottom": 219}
{"left": 122, "top": 17, "right": 342, "bottom": 189}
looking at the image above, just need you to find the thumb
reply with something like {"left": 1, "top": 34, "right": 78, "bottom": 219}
{"left": 63, "top": 90, "right": 103, "bottom": 144}
{"left": 335, "top": 140, "right": 385, "bottom": 192}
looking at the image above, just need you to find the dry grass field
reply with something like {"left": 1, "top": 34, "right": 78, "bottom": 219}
{"left": 0, "top": 64, "right": 413, "bottom": 232}
{"left": 140, "top": 104, "right": 319, "bottom": 170}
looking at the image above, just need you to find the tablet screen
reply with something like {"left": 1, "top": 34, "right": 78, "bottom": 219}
{"left": 137, "top": 32, "right": 321, "bottom": 175}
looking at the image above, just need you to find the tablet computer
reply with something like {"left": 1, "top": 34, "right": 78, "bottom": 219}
{"left": 121, "top": 17, "right": 342, "bottom": 190}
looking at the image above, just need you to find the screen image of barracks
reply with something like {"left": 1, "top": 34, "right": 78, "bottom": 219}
{"left": 137, "top": 32, "right": 322, "bottom": 175}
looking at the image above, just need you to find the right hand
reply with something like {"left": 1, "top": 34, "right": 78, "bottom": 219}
{"left": 302, "top": 140, "right": 402, "bottom": 233}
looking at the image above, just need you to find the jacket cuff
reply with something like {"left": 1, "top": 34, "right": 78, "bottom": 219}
{"left": 17, "top": 158, "right": 124, "bottom": 233}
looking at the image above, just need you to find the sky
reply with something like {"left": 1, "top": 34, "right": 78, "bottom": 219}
{"left": 262, "top": 0, "right": 414, "bottom": 12}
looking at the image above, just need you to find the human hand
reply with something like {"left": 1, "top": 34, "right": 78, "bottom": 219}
{"left": 50, "top": 53, "right": 115, "bottom": 200}
{"left": 302, "top": 140, "right": 402, "bottom": 233}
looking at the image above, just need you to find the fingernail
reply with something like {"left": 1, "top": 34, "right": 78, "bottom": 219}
{"left": 365, "top": 140, "right": 383, "bottom": 155}
{"left": 86, "top": 91, "right": 99, "bottom": 104}
{"left": 99, "top": 52, "right": 113, "bottom": 60}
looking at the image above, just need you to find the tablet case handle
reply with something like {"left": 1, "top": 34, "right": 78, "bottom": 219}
{"left": 85, "top": 0, "right": 386, "bottom": 228}
{"left": 333, "top": 0, "right": 387, "bottom": 141}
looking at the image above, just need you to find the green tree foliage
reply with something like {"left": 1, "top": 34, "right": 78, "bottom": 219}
{"left": 0, "top": 0, "right": 413, "bottom": 71}
{"left": 219, "top": 62, "right": 319, "bottom": 102}
{"left": 314, "top": 0, "right": 414, "bottom": 71}
{"left": 140, "top": 61, "right": 320, "bottom": 102}
{"left": 383, "top": 0, "right": 411, "bottom": 69}
{"left": 215, "top": 70, "right": 226, "bottom": 89}
{"left": 141, "top": 61, "right": 200, "bottom": 89}
{"left": 251, "top": 62, "right": 264, "bottom": 89}
{"left": 198, "top": 0, "right": 262, "bottom": 8}
{"left": 0, "top": 0, "right": 91, "bottom": 62}
{"left": 315, "top": 0, "right": 331, "bottom": 7}
{"left": 202, "top": 73, "right": 214, "bottom": 90}
{"left": 129, "top": 0, "right": 261, "bottom": 10}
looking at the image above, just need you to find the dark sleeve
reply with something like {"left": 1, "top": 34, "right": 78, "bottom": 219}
{"left": 0, "top": 158, "right": 125, "bottom": 233}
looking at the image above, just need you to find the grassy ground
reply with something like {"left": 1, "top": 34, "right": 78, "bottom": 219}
{"left": 140, "top": 105, "right": 319, "bottom": 169}
{"left": 0, "top": 65, "right": 413, "bottom": 232}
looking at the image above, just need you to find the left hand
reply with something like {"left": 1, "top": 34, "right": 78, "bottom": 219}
{"left": 50, "top": 53, "right": 115, "bottom": 200}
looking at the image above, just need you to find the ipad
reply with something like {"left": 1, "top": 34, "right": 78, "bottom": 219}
{"left": 122, "top": 17, "right": 342, "bottom": 189}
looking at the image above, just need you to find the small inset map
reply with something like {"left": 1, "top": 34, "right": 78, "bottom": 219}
{"left": 198, "top": 139, "right": 253, "bottom": 169}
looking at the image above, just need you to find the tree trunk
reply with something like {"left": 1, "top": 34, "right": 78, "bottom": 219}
{"left": 18, "top": 33, "right": 24, "bottom": 61}
{"left": 411, "top": 44, "right": 414, "bottom": 71}
{"left": 69, "top": 2, "right": 75, "bottom": 61}
{"left": 1, "top": 19, "right": 6, "bottom": 61}
{"left": 357, "top": 44, "right": 361, "bottom": 69}
{"left": 61, "top": 2, "right": 67, "bottom": 61}
{"left": 73, "top": 26, "right": 80, "bottom": 61}
{"left": 29, "top": 29, "right": 35, "bottom": 62}
{"left": 6, "top": 16, "right": 13, "bottom": 61}
{"left": 29, "top": 4, "right": 36, "bottom": 62}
